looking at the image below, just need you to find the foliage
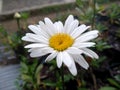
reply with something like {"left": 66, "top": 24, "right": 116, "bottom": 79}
{"left": 0, "top": 25, "right": 8, "bottom": 37}
{"left": 107, "top": 78, "right": 120, "bottom": 89}
{"left": 20, "top": 56, "right": 43, "bottom": 90}
{"left": 20, "top": 12, "right": 30, "bottom": 20}
{"left": 91, "top": 56, "right": 106, "bottom": 68}
{"left": 107, "top": 4, "right": 120, "bottom": 24}
{"left": 95, "top": 40, "right": 111, "bottom": 51}
{"left": 95, "top": 23, "right": 108, "bottom": 32}
{"left": 99, "top": 86, "right": 117, "bottom": 90}
{"left": 76, "top": 0, "right": 94, "bottom": 24}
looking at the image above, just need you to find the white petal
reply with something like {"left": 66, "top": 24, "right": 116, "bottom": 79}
{"left": 73, "top": 42, "right": 95, "bottom": 48}
{"left": 28, "top": 25, "right": 41, "bottom": 35}
{"left": 62, "top": 51, "right": 72, "bottom": 67}
{"left": 64, "top": 15, "right": 74, "bottom": 32}
{"left": 25, "top": 43, "right": 48, "bottom": 48}
{"left": 68, "top": 60, "right": 77, "bottom": 76}
{"left": 24, "top": 33, "right": 48, "bottom": 44}
{"left": 45, "top": 51, "right": 58, "bottom": 62}
{"left": 28, "top": 48, "right": 34, "bottom": 52}
{"left": 75, "top": 30, "right": 99, "bottom": 42}
{"left": 56, "top": 52, "right": 63, "bottom": 68}
{"left": 71, "top": 24, "right": 91, "bottom": 38}
{"left": 30, "top": 47, "right": 54, "bottom": 57}
{"left": 44, "top": 18, "right": 56, "bottom": 35}
{"left": 36, "top": 25, "right": 50, "bottom": 38}
{"left": 81, "top": 48, "right": 99, "bottom": 59}
{"left": 72, "top": 54, "right": 89, "bottom": 69}
{"left": 66, "top": 20, "right": 79, "bottom": 34}
{"left": 76, "top": 34, "right": 98, "bottom": 43}
{"left": 39, "top": 21, "right": 53, "bottom": 36}
{"left": 22, "top": 36, "right": 38, "bottom": 42}
{"left": 28, "top": 24, "right": 49, "bottom": 38}
{"left": 54, "top": 21, "right": 64, "bottom": 33}
{"left": 66, "top": 47, "right": 83, "bottom": 55}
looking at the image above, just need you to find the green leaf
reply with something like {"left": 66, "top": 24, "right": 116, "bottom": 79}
{"left": 21, "top": 74, "right": 32, "bottom": 82}
{"left": 21, "top": 12, "right": 30, "bottom": 20}
{"left": 35, "top": 64, "right": 43, "bottom": 78}
{"left": 0, "top": 25, "right": 8, "bottom": 37}
{"left": 99, "top": 86, "right": 117, "bottom": 90}
{"left": 114, "top": 75, "right": 120, "bottom": 82}
{"left": 29, "top": 60, "right": 38, "bottom": 74}
{"left": 78, "top": 87, "right": 88, "bottom": 90}
{"left": 44, "top": 80, "right": 56, "bottom": 87}
{"left": 108, "top": 78, "right": 120, "bottom": 88}
{"left": 45, "top": 83, "right": 56, "bottom": 87}
{"left": 35, "top": 64, "right": 43, "bottom": 85}
{"left": 91, "top": 56, "right": 106, "bottom": 68}
{"left": 20, "top": 62, "right": 28, "bottom": 73}
{"left": 64, "top": 74, "right": 74, "bottom": 82}
{"left": 76, "top": 0, "right": 83, "bottom": 6}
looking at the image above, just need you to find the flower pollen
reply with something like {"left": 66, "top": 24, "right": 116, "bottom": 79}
{"left": 49, "top": 33, "right": 74, "bottom": 51}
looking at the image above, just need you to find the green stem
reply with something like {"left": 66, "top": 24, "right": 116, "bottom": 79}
{"left": 16, "top": 18, "right": 20, "bottom": 31}
{"left": 90, "top": 67, "right": 97, "bottom": 90}
{"left": 61, "top": 65, "right": 65, "bottom": 90}
{"left": 92, "top": 0, "right": 96, "bottom": 29}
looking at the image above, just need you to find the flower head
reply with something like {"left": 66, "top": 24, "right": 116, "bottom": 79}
{"left": 14, "top": 12, "right": 21, "bottom": 19}
{"left": 22, "top": 15, "right": 99, "bottom": 76}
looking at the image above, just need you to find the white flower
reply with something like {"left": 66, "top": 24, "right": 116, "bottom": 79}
{"left": 22, "top": 15, "right": 99, "bottom": 76}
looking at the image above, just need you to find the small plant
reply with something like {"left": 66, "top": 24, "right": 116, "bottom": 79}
{"left": 91, "top": 56, "right": 106, "bottom": 68}
{"left": 76, "top": 0, "right": 94, "bottom": 24}
{"left": 107, "top": 4, "right": 120, "bottom": 24}
{"left": 95, "top": 40, "right": 111, "bottom": 51}
{"left": 20, "top": 56, "right": 43, "bottom": 90}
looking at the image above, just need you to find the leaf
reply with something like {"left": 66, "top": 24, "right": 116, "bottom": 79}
{"left": 76, "top": 0, "right": 83, "bottom": 6}
{"left": 114, "top": 75, "right": 120, "bottom": 82}
{"left": 35, "top": 64, "right": 43, "bottom": 85}
{"left": 0, "top": 25, "right": 8, "bottom": 37}
{"left": 64, "top": 74, "right": 74, "bottom": 82}
{"left": 108, "top": 78, "right": 120, "bottom": 88}
{"left": 78, "top": 88, "right": 88, "bottom": 90}
{"left": 29, "top": 60, "right": 38, "bottom": 74}
{"left": 20, "top": 62, "right": 28, "bottom": 73}
{"left": 21, "top": 74, "right": 32, "bottom": 82}
{"left": 21, "top": 12, "right": 30, "bottom": 20}
{"left": 99, "top": 86, "right": 117, "bottom": 90}
{"left": 45, "top": 82, "right": 56, "bottom": 87}
{"left": 35, "top": 64, "right": 43, "bottom": 77}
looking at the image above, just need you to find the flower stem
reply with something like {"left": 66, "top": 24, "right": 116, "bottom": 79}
{"left": 92, "top": 0, "right": 96, "bottom": 29}
{"left": 90, "top": 67, "right": 97, "bottom": 90}
{"left": 61, "top": 65, "right": 65, "bottom": 90}
{"left": 16, "top": 18, "right": 21, "bottom": 31}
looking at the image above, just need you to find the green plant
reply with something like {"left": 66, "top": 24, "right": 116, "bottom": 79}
{"left": 76, "top": 0, "right": 93, "bottom": 24}
{"left": 95, "top": 23, "right": 108, "bottom": 32}
{"left": 95, "top": 40, "right": 111, "bottom": 51}
{"left": 96, "top": 0, "right": 110, "bottom": 4}
{"left": 0, "top": 14, "right": 27, "bottom": 59}
{"left": 76, "top": 0, "right": 100, "bottom": 25}
{"left": 99, "top": 86, "right": 117, "bottom": 90}
{"left": 20, "top": 56, "right": 43, "bottom": 90}
{"left": 91, "top": 56, "right": 106, "bottom": 68}
{"left": 107, "top": 4, "right": 120, "bottom": 24}
{"left": 20, "top": 12, "right": 30, "bottom": 20}
{"left": 116, "top": 29, "right": 120, "bottom": 38}
{"left": 107, "top": 78, "right": 120, "bottom": 89}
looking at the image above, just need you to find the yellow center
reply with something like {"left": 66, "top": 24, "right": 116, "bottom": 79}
{"left": 49, "top": 33, "right": 74, "bottom": 51}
